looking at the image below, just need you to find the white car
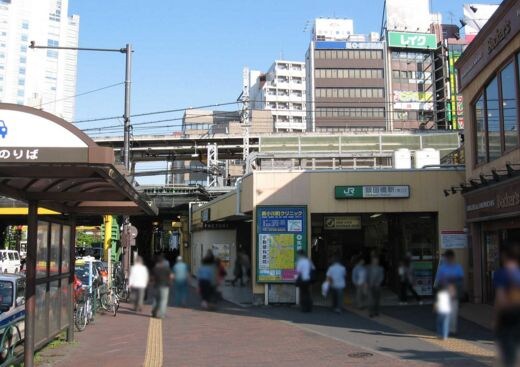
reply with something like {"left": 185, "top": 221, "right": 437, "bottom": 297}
{"left": 0, "top": 274, "right": 25, "bottom": 362}
{"left": 0, "top": 251, "right": 20, "bottom": 274}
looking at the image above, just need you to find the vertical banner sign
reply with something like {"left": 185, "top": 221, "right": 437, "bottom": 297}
{"left": 256, "top": 206, "right": 307, "bottom": 283}
{"left": 448, "top": 50, "right": 463, "bottom": 129}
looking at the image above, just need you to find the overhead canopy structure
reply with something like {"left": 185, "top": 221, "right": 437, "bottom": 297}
{"left": 0, "top": 103, "right": 157, "bottom": 216}
{"left": 0, "top": 103, "right": 156, "bottom": 367}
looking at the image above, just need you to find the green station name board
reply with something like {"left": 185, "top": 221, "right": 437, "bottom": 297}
{"left": 387, "top": 31, "right": 437, "bottom": 50}
{"left": 335, "top": 185, "right": 410, "bottom": 199}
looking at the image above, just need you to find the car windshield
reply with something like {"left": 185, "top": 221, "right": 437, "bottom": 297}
{"left": 0, "top": 281, "right": 13, "bottom": 311}
{"left": 74, "top": 264, "right": 91, "bottom": 286}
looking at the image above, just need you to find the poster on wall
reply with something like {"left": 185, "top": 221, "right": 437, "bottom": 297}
{"left": 411, "top": 261, "right": 433, "bottom": 296}
{"left": 441, "top": 231, "right": 467, "bottom": 249}
{"left": 211, "top": 243, "right": 231, "bottom": 270}
{"left": 256, "top": 206, "right": 307, "bottom": 283}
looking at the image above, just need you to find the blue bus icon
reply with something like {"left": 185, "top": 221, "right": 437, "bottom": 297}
{"left": 0, "top": 120, "right": 7, "bottom": 139}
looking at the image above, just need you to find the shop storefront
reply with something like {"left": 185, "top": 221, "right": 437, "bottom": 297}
{"left": 455, "top": 0, "right": 520, "bottom": 304}
{"left": 191, "top": 169, "right": 467, "bottom": 304}
{"left": 464, "top": 177, "right": 520, "bottom": 303}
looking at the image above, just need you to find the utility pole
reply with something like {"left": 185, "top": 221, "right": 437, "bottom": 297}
{"left": 29, "top": 42, "right": 133, "bottom": 170}
{"left": 241, "top": 67, "right": 251, "bottom": 172}
{"left": 30, "top": 41, "right": 134, "bottom": 283}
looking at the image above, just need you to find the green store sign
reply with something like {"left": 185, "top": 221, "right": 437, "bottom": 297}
{"left": 388, "top": 31, "right": 437, "bottom": 50}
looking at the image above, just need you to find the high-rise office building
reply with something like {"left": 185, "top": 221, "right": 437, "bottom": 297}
{"left": 0, "top": 0, "right": 79, "bottom": 121}
{"left": 306, "top": 19, "right": 386, "bottom": 132}
{"left": 246, "top": 60, "right": 307, "bottom": 132}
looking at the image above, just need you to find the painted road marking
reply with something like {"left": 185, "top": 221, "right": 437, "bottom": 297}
{"left": 347, "top": 306, "right": 495, "bottom": 363}
{"left": 143, "top": 317, "right": 163, "bottom": 367}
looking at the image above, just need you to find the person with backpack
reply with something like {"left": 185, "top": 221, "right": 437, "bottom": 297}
{"left": 494, "top": 241, "right": 520, "bottom": 367}
{"left": 295, "top": 250, "right": 315, "bottom": 313}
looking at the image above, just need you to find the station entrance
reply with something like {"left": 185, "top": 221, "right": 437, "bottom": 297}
{"left": 311, "top": 212, "right": 437, "bottom": 296}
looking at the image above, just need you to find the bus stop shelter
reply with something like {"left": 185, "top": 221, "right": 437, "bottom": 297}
{"left": 0, "top": 103, "right": 157, "bottom": 366}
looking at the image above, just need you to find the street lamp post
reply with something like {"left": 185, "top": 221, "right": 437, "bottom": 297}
{"left": 29, "top": 42, "right": 133, "bottom": 171}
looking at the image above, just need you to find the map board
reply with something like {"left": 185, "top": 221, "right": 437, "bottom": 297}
{"left": 256, "top": 206, "right": 307, "bottom": 283}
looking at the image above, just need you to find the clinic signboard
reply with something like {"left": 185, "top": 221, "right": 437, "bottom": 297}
{"left": 335, "top": 185, "right": 410, "bottom": 199}
{"left": 387, "top": 31, "right": 437, "bottom": 50}
{"left": 256, "top": 206, "right": 307, "bottom": 283}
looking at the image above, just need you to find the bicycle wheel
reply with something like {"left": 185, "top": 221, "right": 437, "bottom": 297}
{"left": 100, "top": 293, "right": 111, "bottom": 311}
{"left": 75, "top": 305, "right": 87, "bottom": 331}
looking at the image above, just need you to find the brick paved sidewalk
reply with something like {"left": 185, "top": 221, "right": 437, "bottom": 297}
{"left": 162, "top": 305, "right": 426, "bottom": 367}
{"left": 38, "top": 303, "right": 151, "bottom": 367}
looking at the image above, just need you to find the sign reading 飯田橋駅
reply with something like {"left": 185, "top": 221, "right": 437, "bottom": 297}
{"left": 335, "top": 185, "right": 410, "bottom": 199}
{"left": 387, "top": 31, "right": 437, "bottom": 50}
{"left": 256, "top": 206, "right": 307, "bottom": 283}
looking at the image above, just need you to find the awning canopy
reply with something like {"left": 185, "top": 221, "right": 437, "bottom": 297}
{"left": 0, "top": 103, "right": 157, "bottom": 216}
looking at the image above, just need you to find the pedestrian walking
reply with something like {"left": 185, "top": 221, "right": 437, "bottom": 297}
{"left": 215, "top": 257, "right": 227, "bottom": 300}
{"left": 295, "top": 250, "right": 315, "bottom": 313}
{"left": 231, "top": 253, "right": 244, "bottom": 287}
{"left": 326, "top": 257, "right": 347, "bottom": 313}
{"left": 367, "top": 255, "right": 384, "bottom": 318}
{"left": 151, "top": 254, "right": 173, "bottom": 319}
{"left": 352, "top": 258, "right": 367, "bottom": 309}
{"left": 493, "top": 241, "right": 520, "bottom": 367}
{"left": 128, "top": 256, "right": 149, "bottom": 312}
{"left": 198, "top": 252, "right": 216, "bottom": 309}
{"left": 435, "top": 284, "right": 453, "bottom": 340}
{"left": 172, "top": 255, "right": 189, "bottom": 307}
{"left": 240, "top": 250, "right": 251, "bottom": 284}
{"left": 398, "top": 258, "right": 421, "bottom": 304}
{"left": 435, "top": 250, "right": 464, "bottom": 335}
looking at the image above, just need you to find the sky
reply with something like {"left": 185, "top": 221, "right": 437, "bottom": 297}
{"left": 67, "top": 0, "right": 500, "bottom": 184}
{"left": 68, "top": 0, "right": 501, "bottom": 136}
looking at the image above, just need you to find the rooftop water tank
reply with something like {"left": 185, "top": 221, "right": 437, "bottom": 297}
{"left": 415, "top": 148, "right": 440, "bottom": 169}
{"left": 393, "top": 149, "right": 412, "bottom": 169}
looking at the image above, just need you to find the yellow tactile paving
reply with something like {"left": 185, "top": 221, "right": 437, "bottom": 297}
{"left": 143, "top": 318, "right": 163, "bottom": 367}
{"left": 347, "top": 306, "right": 496, "bottom": 361}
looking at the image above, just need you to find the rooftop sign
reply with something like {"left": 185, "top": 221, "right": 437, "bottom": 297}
{"left": 387, "top": 31, "right": 437, "bottom": 50}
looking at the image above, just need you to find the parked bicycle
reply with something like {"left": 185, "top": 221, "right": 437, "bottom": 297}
{"left": 99, "top": 284, "right": 119, "bottom": 317}
{"left": 74, "top": 287, "right": 94, "bottom": 331}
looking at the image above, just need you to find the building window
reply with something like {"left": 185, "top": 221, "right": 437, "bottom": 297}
{"left": 17, "top": 90, "right": 24, "bottom": 97}
{"left": 472, "top": 57, "right": 520, "bottom": 166}
{"left": 21, "top": 20, "right": 29, "bottom": 30}
{"left": 475, "top": 94, "right": 486, "bottom": 164}
{"left": 501, "top": 62, "right": 519, "bottom": 151}
{"left": 315, "top": 107, "right": 384, "bottom": 119}
{"left": 486, "top": 77, "right": 501, "bottom": 161}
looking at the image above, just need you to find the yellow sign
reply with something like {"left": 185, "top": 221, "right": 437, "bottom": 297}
{"left": 324, "top": 216, "right": 361, "bottom": 230}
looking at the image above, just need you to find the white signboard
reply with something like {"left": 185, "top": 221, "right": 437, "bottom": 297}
{"left": 386, "top": 0, "right": 432, "bottom": 33}
{"left": 441, "top": 231, "right": 467, "bottom": 249}
{"left": 0, "top": 109, "right": 87, "bottom": 148}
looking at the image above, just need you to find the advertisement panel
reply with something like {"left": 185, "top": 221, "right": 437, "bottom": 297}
{"left": 393, "top": 91, "right": 433, "bottom": 111}
{"left": 387, "top": 31, "right": 437, "bottom": 50}
{"left": 386, "top": 0, "right": 432, "bottom": 33}
{"left": 256, "top": 206, "right": 307, "bottom": 283}
{"left": 447, "top": 50, "right": 464, "bottom": 129}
